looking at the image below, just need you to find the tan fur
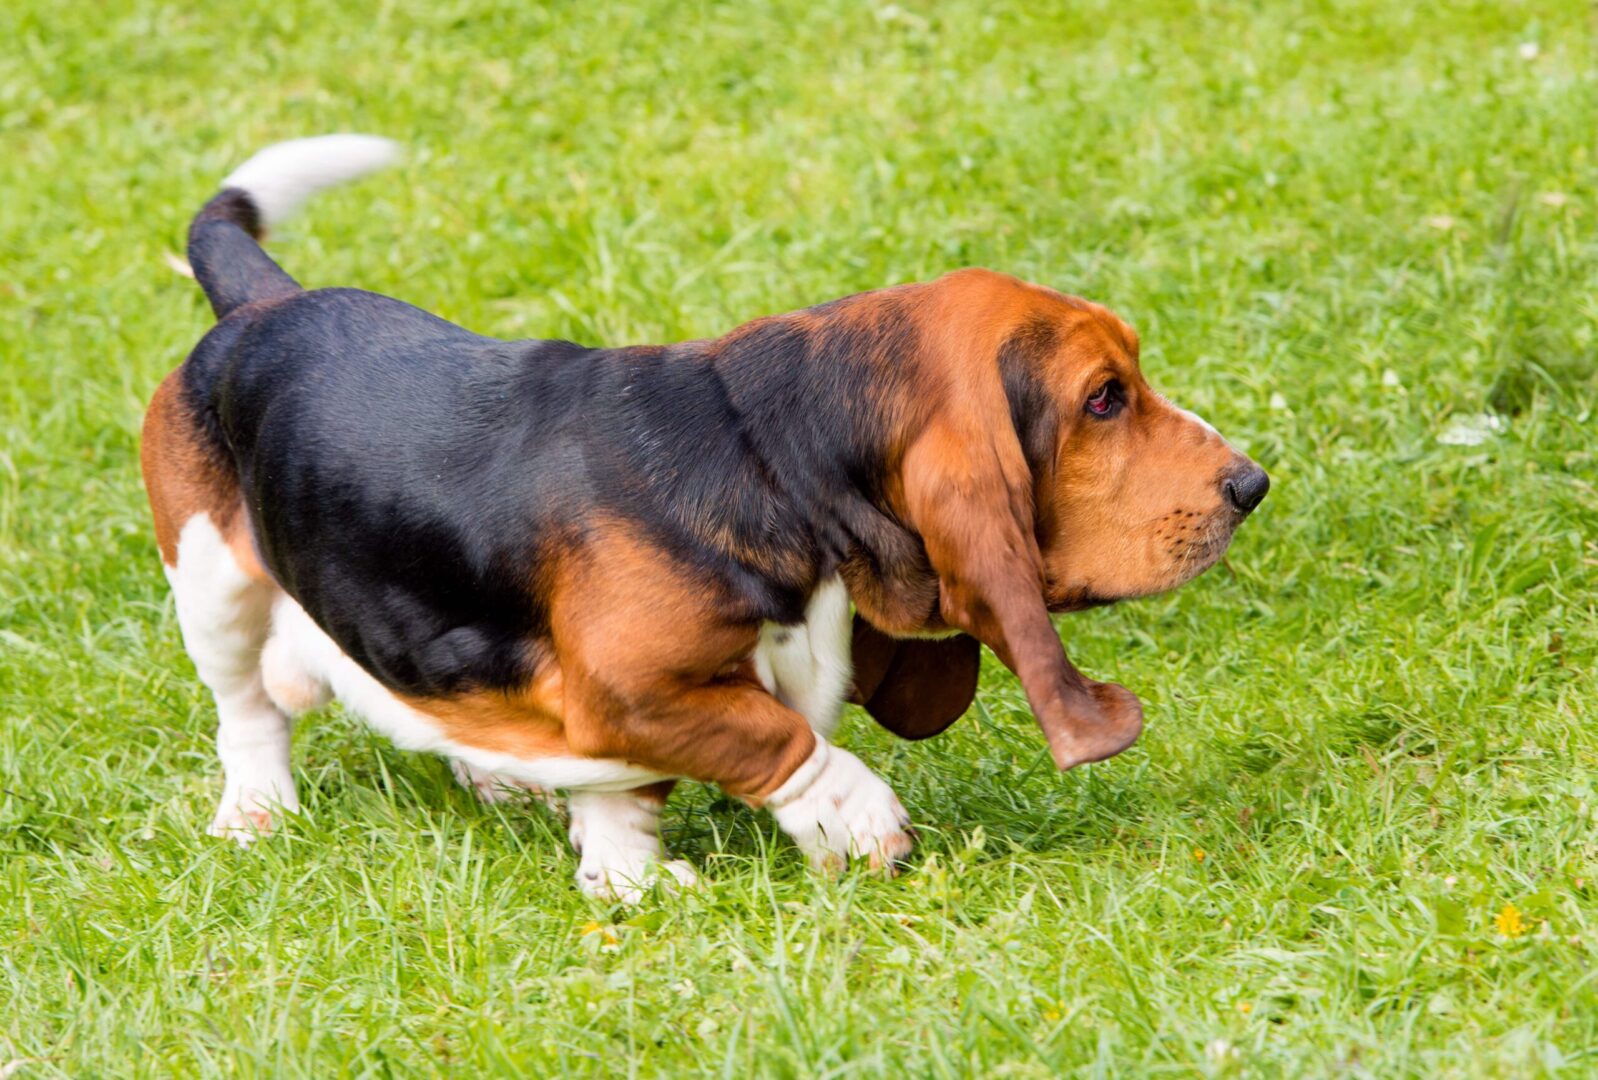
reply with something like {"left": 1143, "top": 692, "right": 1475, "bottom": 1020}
{"left": 140, "top": 372, "right": 261, "bottom": 574}
{"left": 544, "top": 523, "right": 819, "bottom": 800}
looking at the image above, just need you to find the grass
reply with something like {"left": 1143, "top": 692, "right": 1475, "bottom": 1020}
{"left": 2, "top": 0, "right": 1596, "bottom": 1074}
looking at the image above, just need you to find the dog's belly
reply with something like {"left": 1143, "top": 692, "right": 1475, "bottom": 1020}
{"left": 265, "top": 595, "right": 665, "bottom": 791}
{"left": 264, "top": 576, "right": 855, "bottom": 790}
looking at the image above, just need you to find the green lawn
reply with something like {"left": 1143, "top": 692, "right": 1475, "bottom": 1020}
{"left": 3, "top": 0, "right": 1596, "bottom": 1075}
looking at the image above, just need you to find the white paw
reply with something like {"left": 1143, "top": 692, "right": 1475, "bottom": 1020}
{"left": 659, "top": 859, "right": 700, "bottom": 889}
{"left": 577, "top": 855, "right": 699, "bottom": 905}
{"left": 448, "top": 758, "right": 563, "bottom": 813}
{"left": 207, "top": 807, "right": 276, "bottom": 845}
{"left": 568, "top": 790, "right": 693, "bottom": 904}
{"left": 207, "top": 800, "right": 288, "bottom": 846}
{"left": 208, "top": 777, "right": 297, "bottom": 846}
{"left": 767, "top": 741, "right": 913, "bottom": 872}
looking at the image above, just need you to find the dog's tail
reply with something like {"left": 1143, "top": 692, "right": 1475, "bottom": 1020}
{"left": 187, "top": 135, "right": 401, "bottom": 318}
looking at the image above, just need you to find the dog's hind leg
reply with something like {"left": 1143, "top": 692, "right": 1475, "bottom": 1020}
{"left": 261, "top": 598, "right": 333, "bottom": 718}
{"left": 144, "top": 374, "right": 297, "bottom": 844}
{"left": 164, "top": 515, "right": 298, "bottom": 843}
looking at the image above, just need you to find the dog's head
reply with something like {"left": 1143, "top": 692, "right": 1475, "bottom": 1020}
{"left": 995, "top": 283, "right": 1268, "bottom": 610}
{"left": 849, "top": 269, "right": 1267, "bottom": 763}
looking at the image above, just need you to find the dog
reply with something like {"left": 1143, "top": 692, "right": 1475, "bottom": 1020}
{"left": 142, "top": 136, "right": 1268, "bottom": 901}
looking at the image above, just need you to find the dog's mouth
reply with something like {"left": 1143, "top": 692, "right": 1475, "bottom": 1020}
{"left": 1043, "top": 508, "right": 1243, "bottom": 612}
{"left": 1163, "top": 509, "right": 1239, "bottom": 586}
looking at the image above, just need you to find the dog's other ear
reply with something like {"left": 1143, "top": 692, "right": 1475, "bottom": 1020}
{"left": 848, "top": 615, "right": 980, "bottom": 740}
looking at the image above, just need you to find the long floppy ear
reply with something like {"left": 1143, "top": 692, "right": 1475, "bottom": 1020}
{"left": 848, "top": 615, "right": 980, "bottom": 740}
{"left": 900, "top": 418, "right": 1143, "bottom": 770}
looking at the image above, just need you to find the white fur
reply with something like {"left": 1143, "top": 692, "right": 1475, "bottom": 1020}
{"left": 168, "top": 515, "right": 296, "bottom": 842}
{"left": 752, "top": 575, "right": 853, "bottom": 738}
{"left": 568, "top": 791, "right": 698, "bottom": 903}
{"left": 261, "top": 627, "right": 332, "bottom": 715}
{"left": 1158, "top": 392, "right": 1223, "bottom": 440}
{"left": 1179, "top": 406, "right": 1221, "bottom": 438}
{"left": 766, "top": 740, "right": 912, "bottom": 869}
{"left": 263, "top": 596, "right": 664, "bottom": 792}
{"left": 221, "top": 134, "right": 401, "bottom": 228}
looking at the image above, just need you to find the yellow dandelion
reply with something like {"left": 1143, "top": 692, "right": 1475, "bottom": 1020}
{"left": 579, "top": 920, "right": 619, "bottom": 945}
{"left": 1494, "top": 903, "right": 1527, "bottom": 939}
{"left": 1193, "top": 848, "right": 1207, "bottom": 863}
{"left": 1237, "top": 1001, "right": 1252, "bottom": 1014}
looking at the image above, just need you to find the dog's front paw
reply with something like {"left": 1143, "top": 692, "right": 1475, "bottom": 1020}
{"left": 767, "top": 742, "right": 914, "bottom": 872}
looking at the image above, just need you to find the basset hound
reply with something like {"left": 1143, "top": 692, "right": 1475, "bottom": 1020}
{"left": 142, "top": 137, "right": 1268, "bottom": 901}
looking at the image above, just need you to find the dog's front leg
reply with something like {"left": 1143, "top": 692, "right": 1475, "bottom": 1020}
{"left": 563, "top": 668, "right": 913, "bottom": 876}
{"left": 553, "top": 558, "right": 913, "bottom": 876}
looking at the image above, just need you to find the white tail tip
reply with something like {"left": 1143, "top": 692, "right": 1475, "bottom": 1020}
{"left": 221, "top": 134, "right": 402, "bottom": 227}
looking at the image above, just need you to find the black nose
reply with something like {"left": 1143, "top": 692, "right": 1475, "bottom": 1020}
{"left": 1223, "top": 463, "right": 1270, "bottom": 514}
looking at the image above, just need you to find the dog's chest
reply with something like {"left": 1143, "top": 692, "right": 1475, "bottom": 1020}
{"left": 751, "top": 575, "right": 854, "bottom": 739}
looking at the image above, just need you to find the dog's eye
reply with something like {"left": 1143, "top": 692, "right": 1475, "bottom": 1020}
{"left": 1085, "top": 382, "right": 1121, "bottom": 418}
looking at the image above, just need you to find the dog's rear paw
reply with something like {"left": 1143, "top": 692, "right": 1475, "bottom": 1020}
{"left": 207, "top": 804, "right": 280, "bottom": 846}
{"left": 578, "top": 856, "right": 700, "bottom": 905}
{"left": 208, "top": 778, "right": 298, "bottom": 846}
